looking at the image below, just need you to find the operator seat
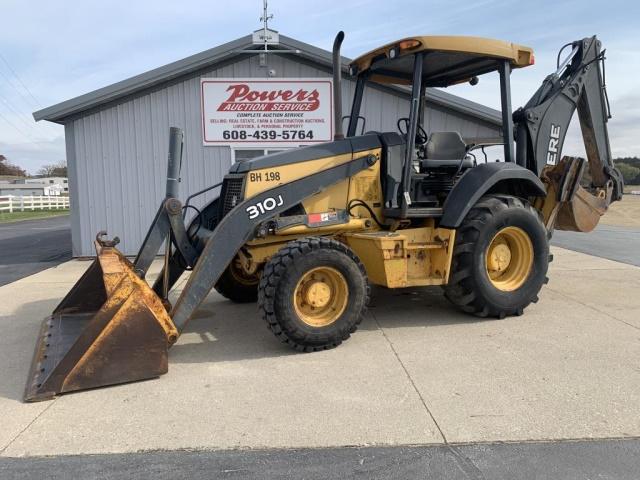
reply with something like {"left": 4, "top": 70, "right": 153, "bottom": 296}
{"left": 421, "top": 132, "right": 473, "bottom": 170}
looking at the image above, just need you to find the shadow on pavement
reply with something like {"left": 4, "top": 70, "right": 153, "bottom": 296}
{"left": 0, "top": 284, "right": 489, "bottom": 402}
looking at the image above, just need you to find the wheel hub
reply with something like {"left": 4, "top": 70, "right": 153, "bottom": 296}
{"left": 304, "top": 281, "right": 332, "bottom": 308}
{"left": 485, "top": 226, "right": 534, "bottom": 292}
{"left": 487, "top": 242, "right": 512, "bottom": 273}
{"left": 294, "top": 267, "right": 349, "bottom": 327}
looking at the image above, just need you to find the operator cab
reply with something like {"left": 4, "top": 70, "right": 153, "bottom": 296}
{"left": 345, "top": 36, "right": 535, "bottom": 218}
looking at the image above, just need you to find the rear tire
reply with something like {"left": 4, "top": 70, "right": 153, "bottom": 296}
{"left": 258, "top": 237, "right": 369, "bottom": 351}
{"left": 444, "top": 195, "right": 549, "bottom": 318}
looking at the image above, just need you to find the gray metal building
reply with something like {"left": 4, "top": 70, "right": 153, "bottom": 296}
{"left": 35, "top": 32, "right": 502, "bottom": 257}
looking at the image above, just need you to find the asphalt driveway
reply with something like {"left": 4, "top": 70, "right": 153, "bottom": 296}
{"left": 552, "top": 224, "right": 640, "bottom": 267}
{"left": 0, "top": 215, "right": 71, "bottom": 286}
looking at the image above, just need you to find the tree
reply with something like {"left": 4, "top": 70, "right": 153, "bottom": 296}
{"left": 616, "top": 162, "right": 640, "bottom": 184}
{"left": 0, "top": 155, "right": 27, "bottom": 177}
{"left": 37, "top": 160, "right": 67, "bottom": 177}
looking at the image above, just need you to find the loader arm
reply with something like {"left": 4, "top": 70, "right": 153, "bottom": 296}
{"left": 514, "top": 36, "right": 623, "bottom": 231}
{"left": 169, "top": 153, "right": 377, "bottom": 332}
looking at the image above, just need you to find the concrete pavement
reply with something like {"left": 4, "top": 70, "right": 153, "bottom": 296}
{"left": 0, "top": 215, "right": 71, "bottom": 286}
{"left": 0, "top": 247, "right": 639, "bottom": 458}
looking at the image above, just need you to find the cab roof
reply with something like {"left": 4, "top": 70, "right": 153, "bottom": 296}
{"left": 350, "top": 36, "right": 534, "bottom": 87}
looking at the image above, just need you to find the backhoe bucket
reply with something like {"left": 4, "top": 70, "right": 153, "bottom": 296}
{"left": 23, "top": 241, "right": 178, "bottom": 402}
{"left": 540, "top": 156, "right": 612, "bottom": 233}
{"left": 555, "top": 184, "right": 609, "bottom": 232}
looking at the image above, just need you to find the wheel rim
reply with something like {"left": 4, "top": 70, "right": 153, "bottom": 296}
{"left": 228, "top": 258, "right": 259, "bottom": 286}
{"left": 294, "top": 267, "right": 349, "bottom": 327}
{"left": 485, "top": 226, "right": 534, "bottom": 292}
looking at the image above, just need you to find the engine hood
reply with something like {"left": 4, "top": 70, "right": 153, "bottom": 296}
{"left": 229, "top": 135, "right": 381, "bottom": 173}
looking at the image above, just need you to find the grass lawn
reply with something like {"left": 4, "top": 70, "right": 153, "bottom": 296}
{"left": 0, "top": 209, "right": 70, "bottom": 224}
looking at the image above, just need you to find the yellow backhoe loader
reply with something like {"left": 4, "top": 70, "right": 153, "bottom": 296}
{"left": 24, "top": 32, "right": 623, "bottom": 401}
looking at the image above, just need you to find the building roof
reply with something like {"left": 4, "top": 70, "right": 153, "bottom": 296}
{"left": 33, "top": 33, "right": 502, "bottom": 126}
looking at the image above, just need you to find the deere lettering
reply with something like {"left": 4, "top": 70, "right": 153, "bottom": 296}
{"left": 217, "top": 84, "right": 321, "bottom": 112}
{"left": 546, "top": 123, "right": 561, "bottom": 165}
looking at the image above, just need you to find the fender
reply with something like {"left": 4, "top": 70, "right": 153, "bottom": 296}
{"left": 439, "top": 162, "right": 546, "bottom": 228}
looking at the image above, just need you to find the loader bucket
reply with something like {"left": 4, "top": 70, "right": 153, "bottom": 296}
{"left": 23, "top": 241, "right": 178, "bottom": 402}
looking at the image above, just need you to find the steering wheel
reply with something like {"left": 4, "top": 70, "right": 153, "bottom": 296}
{"left": 397, "top": 118, "right": 428, "bottom": 145}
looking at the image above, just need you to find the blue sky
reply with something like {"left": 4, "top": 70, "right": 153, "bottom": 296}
{"left": 0, "top": 0, "right": 638, "bottom": 173}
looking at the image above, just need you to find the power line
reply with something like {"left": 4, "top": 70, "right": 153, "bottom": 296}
{"left": 0, "top": 90, "right": 58, "bottom": 142}
{"left": 0, "top": 52, "right": 41, "bottom": 107}
{"left": 0, "top": 71, "right": 59, "bottom": 137}
{"left": 3, "top": 139, "right": 59, "bottom": 146}
{"left": 0, "top": 109, "right": 39, "bottom": 144}
{"left": 0, "top": 93, "right": 43, "bottom": 138}
{"left": 0, "top": 65, "right": 40, "bottom": 115}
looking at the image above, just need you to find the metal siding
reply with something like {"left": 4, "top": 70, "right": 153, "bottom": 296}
{"left": 68, "top": 54, "right": 500, "bottom": 256}
{"left": 64, "top": 123, "right": 82, "bottom": 257}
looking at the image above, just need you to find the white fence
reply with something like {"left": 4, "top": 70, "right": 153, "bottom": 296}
{"left": 0, "top": 195, "right": 70, "bottom": 213}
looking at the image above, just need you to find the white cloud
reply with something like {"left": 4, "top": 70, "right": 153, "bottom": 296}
{"left": 0, "top": 136, "right": 65, "bottom": 175}
{"left": 0, "top": 0, "right": 638, "bottom": 171}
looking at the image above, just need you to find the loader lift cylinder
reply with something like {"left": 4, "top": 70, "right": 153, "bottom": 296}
{"left": 162, "top": 127, "right": 183, "bottom": 301}
{"left": 166, "top": 127, "right": 183, "bottom": 199}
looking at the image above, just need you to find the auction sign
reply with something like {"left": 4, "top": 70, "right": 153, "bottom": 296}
{"left": 200, "top": 78, "right": 333, "bottom": 146}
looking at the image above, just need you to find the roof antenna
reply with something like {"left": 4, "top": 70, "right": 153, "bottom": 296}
{"left": 260, "top": 0, "right": 273, "bottom": 54}
{"left": 241, "top": 2, "right": 299, "bottom": 61}
{"left": 259, "top": 0, "right": 273, "bottom": 69}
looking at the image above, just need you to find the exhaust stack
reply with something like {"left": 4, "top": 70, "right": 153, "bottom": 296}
{"left": 332, "top": 31, "right": 345, "bottom": 140}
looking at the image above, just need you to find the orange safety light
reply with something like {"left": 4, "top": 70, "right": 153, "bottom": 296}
{"left": 399, "top": 39, "right": 422, "bottom": 50}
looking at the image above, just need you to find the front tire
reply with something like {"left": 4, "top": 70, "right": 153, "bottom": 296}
{"left": 444, "top": 195, "right": 549, "bottom": 318}
{"left": 258, "top": 237, "right": 369, "bottom": 351}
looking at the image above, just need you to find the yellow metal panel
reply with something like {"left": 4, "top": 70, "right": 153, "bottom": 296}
{"left": 344, "top": 226, "right": 456, "bottom": 288}
{"left": 243, "top": 153, "right": 352, "bottom": 198}
{"left": 346, "top": 149, "right": 383, "bottom": 221}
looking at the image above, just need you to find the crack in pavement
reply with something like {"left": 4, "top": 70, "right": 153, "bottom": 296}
{"left": 369, "top": 309, "right": 448, "bottom": 444}
{"left": 0, "top": 400, "right": 58, "bottom": 457}
{"left": 370, "top": 310, "right": 491, "bottom": 479}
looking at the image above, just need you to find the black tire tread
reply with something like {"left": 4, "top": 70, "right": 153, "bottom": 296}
{"left": 214, "top": 265, "right": 259, "bottom": 303}
{"left": 444, "top": 195, "right": 549, "bottom": 318}
{"left": 258, "top": 237, "right": 370, "bottom": 352}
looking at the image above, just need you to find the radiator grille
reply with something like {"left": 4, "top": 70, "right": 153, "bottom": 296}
{"left": 221, "top": 176, "right": 245, "bottom": 217}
